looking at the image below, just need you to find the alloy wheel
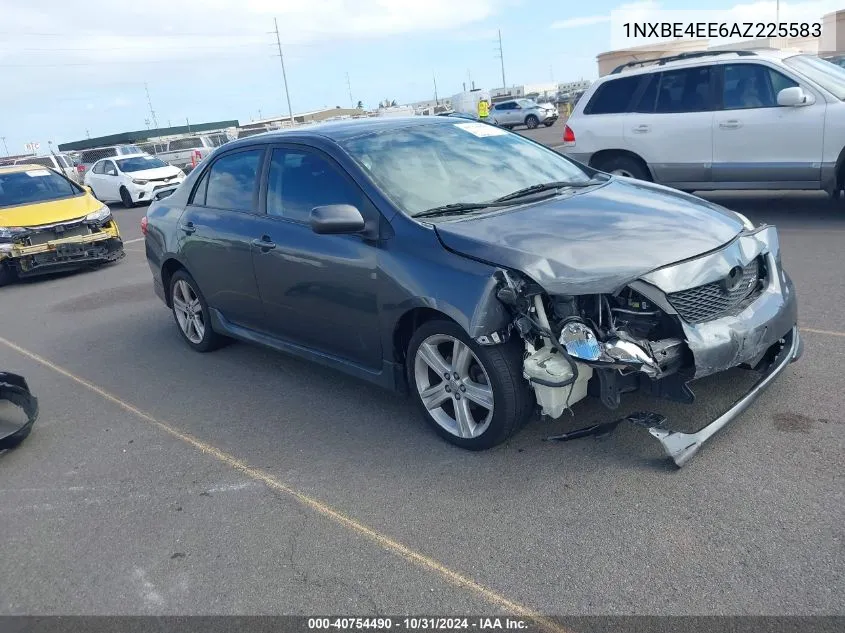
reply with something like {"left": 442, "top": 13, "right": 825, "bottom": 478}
{"left": 413, "top": 334, "right": 494, "bottom": 439}
{"left": 172, "top": 279, "right": 205, "bottom": 344}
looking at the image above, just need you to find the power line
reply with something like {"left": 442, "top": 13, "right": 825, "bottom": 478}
{"left": 272, "top": 17, "right": 294, "bottom": 125}
{"left": 144, "top": 82, "right": 159, "bottom": 129}
{"left": 495, "top": 29, "right": 507, "bottom": 89}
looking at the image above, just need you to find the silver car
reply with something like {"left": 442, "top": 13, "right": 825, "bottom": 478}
{"left": 490, "top": 99, "right": 557, "bottom": 129}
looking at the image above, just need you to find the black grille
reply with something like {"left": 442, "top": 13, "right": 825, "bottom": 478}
{"left": 667, "top": 258, "right": 763, "bottom": 323}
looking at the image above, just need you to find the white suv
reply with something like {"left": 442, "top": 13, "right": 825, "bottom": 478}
{"left": 560, "top": 50, "right": 845, "bottom": 198}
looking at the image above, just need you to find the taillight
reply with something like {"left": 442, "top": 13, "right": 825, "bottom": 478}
{"left": 140, "top": 216, "right": 148, "bottom": 236}
{"left": 191, "top": 150, "right": 202, "bottom": 167}
{"left": 563, "top": 125, "right": 575, "bottom": 144}
{"left": 77, "top": 164, "right": 86, "bottom": 173}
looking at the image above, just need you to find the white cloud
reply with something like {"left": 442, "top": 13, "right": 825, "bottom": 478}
{"left": 551, "top": 1, "right": 659, "bottom": 30}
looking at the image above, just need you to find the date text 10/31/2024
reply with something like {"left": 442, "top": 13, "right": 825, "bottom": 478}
{"left": 307, "top": 618, "right": 530, "bottom": 630}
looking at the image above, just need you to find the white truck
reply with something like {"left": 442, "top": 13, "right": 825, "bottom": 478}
{"left": 153, "top": 133, "right": 231, "bottom": 172}
{"left": 450, "top": 89, "right": 492, "bottom": 117}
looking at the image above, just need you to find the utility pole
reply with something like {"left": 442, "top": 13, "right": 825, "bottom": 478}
{"left": 433, "top": 73, "right": 439, "bottom": 104}
{"left": 0, "top": 137, "right": 7, "bottom": 156}
{"left": 259, "top": 109, "right": 263, "bottom": 119}
{"left": 345, "top": 72, "right": 354, "bottom": 108}
{"left": 272, "top": 18, "right": 295, "bottom": 125}
{"left": 85, "top": 129, "right": 91, "bottom": 139}
{"left": 186, "top": 117, "right": 190, "bottom": 132}
{"left": 144, "top": 82, "right": 159, "bottom": 129}
{"left": 495, "top": 29, "right": 507, "bottom": 89}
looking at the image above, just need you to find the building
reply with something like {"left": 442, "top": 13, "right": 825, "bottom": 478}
{"left": 490, "top": 82, "right": 559, "bottom": 102}
{"left": 557, "top": 79, "right": 592, "bottom": 95}
{"left": 596, "top": 9, "right": 845, "bottom": 76}
{"left": 58, "top": 120, "right": 239, "bottom": 152}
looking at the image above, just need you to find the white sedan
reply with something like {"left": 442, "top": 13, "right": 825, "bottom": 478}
{"left": 84, "top": 154, "right": 185, "bottom": 207}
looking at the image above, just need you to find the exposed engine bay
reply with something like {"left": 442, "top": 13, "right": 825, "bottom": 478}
{"left": 491, "top": 269, "right": 691, "bottom": 420}
{"left": 481, "top": 239, "right": 801, "bottom": 467}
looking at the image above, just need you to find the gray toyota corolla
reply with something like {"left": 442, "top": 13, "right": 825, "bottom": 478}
{"left": 143, "top": 117, "right": 801, "bottom": 467}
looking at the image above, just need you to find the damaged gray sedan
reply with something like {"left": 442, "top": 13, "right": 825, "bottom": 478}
{"left": 144, "top": 117, "right": 801, "bottom": 467}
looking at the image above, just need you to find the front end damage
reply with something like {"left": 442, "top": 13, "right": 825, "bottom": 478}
{"left": 0, "top": 215, "right": 124, "bottom": 278}
{"left": 484, "top": 225, "right": 802, "bottom": 467}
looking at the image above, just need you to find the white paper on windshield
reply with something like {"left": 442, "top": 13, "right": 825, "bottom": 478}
{"left": 143, "top": 156, "right": 156, "bottom": 160}
{"left": 25, "top": 169, "right": 51, "bottom": 177}
{"left": 454, "top": 122, "right": 508, "bottom": 137}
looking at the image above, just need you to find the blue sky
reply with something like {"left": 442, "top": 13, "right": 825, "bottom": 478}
{"left": 0, "top": 0, "right": 838, "bottom": 153}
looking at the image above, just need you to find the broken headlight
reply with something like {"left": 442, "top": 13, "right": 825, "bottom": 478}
{"left": 85, "top": 205, "right": 112, "bottom": 223}
{"left": 0, "top": 227, "right": 27, "bottom": 243}
{"left": 560, "top": 321, "right": 601, "bottom": 360}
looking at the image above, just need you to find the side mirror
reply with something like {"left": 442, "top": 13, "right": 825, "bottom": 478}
{"left": 777, "top": 86, "right": 813, "bottom": 107}
{"left": 310, "top": 204, "right": 366, "bottom": 235}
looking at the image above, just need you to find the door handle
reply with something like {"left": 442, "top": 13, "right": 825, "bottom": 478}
{"left": 719, "top": 120, "right": 742, "bottom": 129}
{"left": 632, "top": 124, "right": 650, "bottom": 133}
{"left": 252, "top": 236, "right": 276, "bottom": 251}
{"left": 179, "top": 221, "right": 196, "bottom": 235}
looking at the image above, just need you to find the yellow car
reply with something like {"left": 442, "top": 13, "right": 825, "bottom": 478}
{"left": 0, "top": 164, "right": 124, "bottom": 286}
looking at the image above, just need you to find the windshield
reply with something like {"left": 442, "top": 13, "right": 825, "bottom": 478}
{"left": 206, "top": 134, "right": 229, "bottom": 147}
{"left": 339, "top": 121, "right": 590, "bottom": 217}
{"left": 117, "top": 156, "right": 169, "bottom": 172}
{"left": 784, "top": 55, "right": 845, "bottom": 100}
{"left": 118, "top": 145, "right": 143, "bottom": 154}
{"left": 0, "top": 169, "right": 81, "bottom": 207}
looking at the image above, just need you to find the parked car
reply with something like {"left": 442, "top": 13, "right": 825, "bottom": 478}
{"left": 154, "top": 134, "right": 230, "bottom": 173}
{"left": 76, "top": 145, "right": 145, "bottom": 181}
{"left": 143, "top": 117, "right": 801, "bottom": 467}
{"left": 490, "top": 99, "right": 557, "bottom": 129}
{"left": 85, "top": 154, "right": 185, "bottom": 208}
{"left": 561, "top": 49, "right": 845, "bottom": 198}
{"left": 13, "top": 153, "right": 80, "bottom": 183}
{"left": 0, "top": 163, "right": 124, "bottom": 285}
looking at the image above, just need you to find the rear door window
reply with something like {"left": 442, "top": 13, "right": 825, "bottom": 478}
{"left": 654, "top": 66, "right": 714, "bottom": 113}
{"left": 584, "top": 76, "right": 643, "bottom": 114}
{"left": 169, "top": 137, "right": 202, "bottom": 151}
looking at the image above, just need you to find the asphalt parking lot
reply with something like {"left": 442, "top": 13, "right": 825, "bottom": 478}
{"left": 1, "top": 134, "right": 843, "bottom": 623}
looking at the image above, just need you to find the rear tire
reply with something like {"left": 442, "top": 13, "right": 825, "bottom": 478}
{"left": 119, "top": 186, "right": 136, "bottom": 208}
{"left": 406, "top": 320, "right": 533, "bottom": 451}
{"left": 595, "top": 155, "right": 651, "bottom": 181}
{"left": 525, "top": 115, "right": 539, "bottom": 129}
{"left": 169, "top": 270, "right": 223, "bottom": 352}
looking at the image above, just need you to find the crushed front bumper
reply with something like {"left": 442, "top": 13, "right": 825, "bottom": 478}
{"left": 650, "top": 326, "right": 802, "bottom": 467}
{"left": 2, "top": 228, "right": 124, "bottom": 277}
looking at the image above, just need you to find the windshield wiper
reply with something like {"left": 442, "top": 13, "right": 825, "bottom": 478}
{"left": 414, "top": 202, "right": 499, "bottom": 219}
{"left": 493, "top": 178, "right": 604, "bottom": 202}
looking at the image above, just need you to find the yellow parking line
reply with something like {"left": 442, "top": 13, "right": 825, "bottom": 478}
{"left": 0, "top": 335, "right": 567, "bottom": 633}
{"left": 803, "top": 327, "right": 845, "bottom": 338}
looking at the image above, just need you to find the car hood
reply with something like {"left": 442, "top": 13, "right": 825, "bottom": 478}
{"left": 433, "top": 178, "right": 744, "bottom": 294}
{"left": 0, "top": 193, "right": 103, "bottom": 227}
{"left": 127, "top": 166, "right": 182, "bottom": 180}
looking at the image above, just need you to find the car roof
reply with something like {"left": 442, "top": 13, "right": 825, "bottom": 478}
{"left": 223, "top": 116, "right": 460, "bottom": 147}
{"left": 92, "top": 153, "right": 150, "bottom": 163}
{"left": 604, "top": 49, "right": 799, "bottom": 80}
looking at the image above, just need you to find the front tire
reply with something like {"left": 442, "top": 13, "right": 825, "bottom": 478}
{"left": 407, "top": 320, "right": 533, "bottom": 450}
{"left": 119, "top": 186, "right": 136, "bottom": 208}
{"left": 169, "top": 270, "right": 223, "bottom": 352}
{"left": 524, "top": 115, "right": 539, "bottom": 129}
